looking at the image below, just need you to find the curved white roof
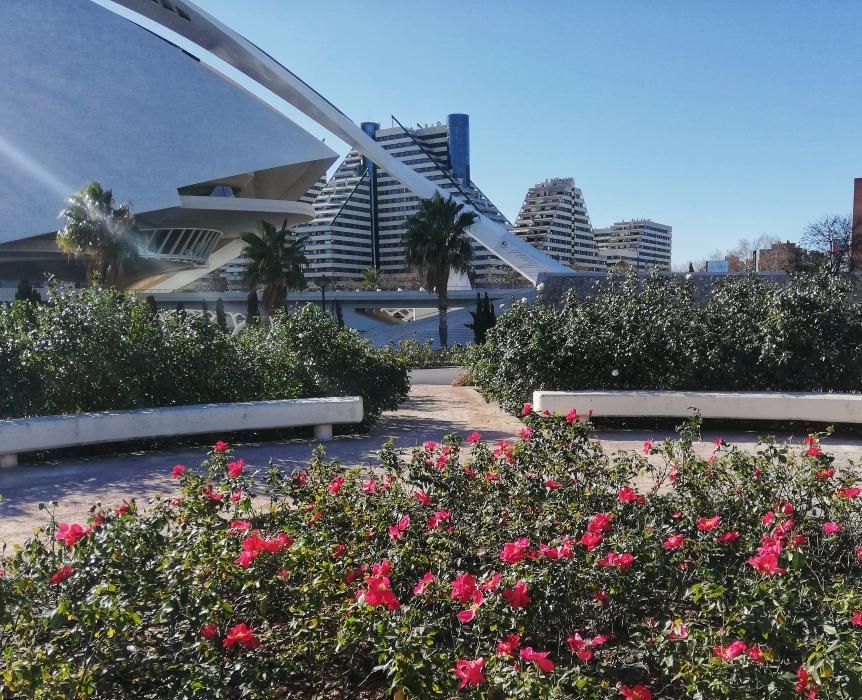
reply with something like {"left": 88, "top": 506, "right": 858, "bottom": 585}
{"left": 0, "top": 0, "right": 337, "bottom": 245}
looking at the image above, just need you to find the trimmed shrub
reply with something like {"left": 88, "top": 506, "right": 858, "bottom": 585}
{"left": 469, "top": 273, "right": 862, "bottom": 413}
{"left": 0, "top": 287, "right": 408, "bottom": 427}
{"left": 386, "top": 338, "right": 469, "bottom": 368}
{"left": 1, "top": 416, "right": 860, "bottom": 698}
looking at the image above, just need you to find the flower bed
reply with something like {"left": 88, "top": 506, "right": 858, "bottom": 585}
{"left": 1, "top": 414, "right": 861, "bottom": 698}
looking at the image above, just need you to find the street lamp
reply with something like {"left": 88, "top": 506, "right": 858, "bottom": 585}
{"left": 317, "top": 275, "right": 334, "bottom": 311}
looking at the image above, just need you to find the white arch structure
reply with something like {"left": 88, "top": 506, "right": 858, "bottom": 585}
{"left": 106, "top": 0, "right": 570, "bottom": 285}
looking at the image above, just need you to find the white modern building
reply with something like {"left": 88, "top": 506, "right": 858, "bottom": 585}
{"left": 512, "top": 178, "right": 604, "bottom": 271}
{"left": 0, "top": 0, "right": 337, "bottom": 291}
{"left": 593, "top": 220, "right": 673, "bottom": 272}
{"left": 2, "top": 0, "right": 570, "bottom": 293}
{"left": 299, "top": 116, "right": 522, "bottom": 286}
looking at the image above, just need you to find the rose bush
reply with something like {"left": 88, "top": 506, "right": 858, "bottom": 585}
{"left": 467, "top": 273, "right": 862, "bottom": 413}
{"left": 1, "top": 414, "right": 861, "bottom": 698}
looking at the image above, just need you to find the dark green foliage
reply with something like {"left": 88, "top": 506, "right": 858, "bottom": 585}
{"left": 241, "top": 219, "right": 307, "bottom": 315}
{"left": 144, "top": 294, "right": 158, "bottom": 317}
{"left": 215, "top": 297, "right": 227, "bottom": 332}
{"left": 0, "top": 288, "right": 408, "bottom": 427}
{"left": 469, "top": 272, "right": 862, "bottom": 413}
{"left": 242, "top": 305, "right": 409, "bottom": 427}
{"left": 246, "top": 291, "right": 260, "bottom": 322}
{"left": 386, "top": 338, "right": 468, "bottom": 368}
{"left": 56, "top": 181, "right": 138, "bottom": 287}
{"left": 466, "top": 292, "right": 497, "bottom": 344}
{"left": 14, "top": 280, "right": 41, "bottom": 303}
{"left": 403, "top": 193, "right": 478, "bottom": 347}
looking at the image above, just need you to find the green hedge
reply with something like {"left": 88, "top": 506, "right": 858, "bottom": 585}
{"left": 468, "top": 273, "right": 862, "bottom": 413}
{"left": 384, "top": 338, "right": 469, "bottom": 368}
{"left": 0, "top": 287, "right": 409, "bottom": 427}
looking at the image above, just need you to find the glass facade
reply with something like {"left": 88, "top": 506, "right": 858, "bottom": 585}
{"left": 446, "top": 114, "right": 470, "bottom": 184}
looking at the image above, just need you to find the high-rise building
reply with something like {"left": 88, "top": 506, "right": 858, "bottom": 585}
{"left": 593, "top": 220, "right": 673, "bottom": 272}
{"left": 299, "top": 115, "right": 522, "bottom": 286}
{"left": 512, "top": 178, "right": 603, "bottom": 271}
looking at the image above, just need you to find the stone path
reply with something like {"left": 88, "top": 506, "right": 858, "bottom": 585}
{"left": 2, "top": 383, "right": 862, "bottom": 546}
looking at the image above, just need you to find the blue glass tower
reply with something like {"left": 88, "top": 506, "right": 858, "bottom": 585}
{"left": 447, "top": 113, "right": 470, "bottom": 184}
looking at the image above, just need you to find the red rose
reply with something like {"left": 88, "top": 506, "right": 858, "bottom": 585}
{"left": 453, "top": 658, "right": 485, "bottom": 689}
{"left": 227, "top": 459, "right": 244, "bottom": 478}
{"left": 222, "top": 622, "right": 260, "bottom": 651}
{"left": 50, "top": 564, "right": 73, "bottom": 586}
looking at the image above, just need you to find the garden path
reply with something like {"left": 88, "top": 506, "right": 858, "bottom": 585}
{"left": 2, "top": 382, "right": 862, "bottom": 546}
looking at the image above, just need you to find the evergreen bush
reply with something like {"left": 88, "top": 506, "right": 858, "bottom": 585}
{"left": 468, "top": 273, "right": 862, "bottom": 413}
{"left": 0, "top": 287, "right": 408, "bottom": 427}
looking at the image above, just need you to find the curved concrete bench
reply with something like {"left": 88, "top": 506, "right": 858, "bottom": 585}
{"left": 0, "top": 396, "right": 363, "bottom": 467}
{"left": 533, "top": 390, "right": 862, "bottom": 424}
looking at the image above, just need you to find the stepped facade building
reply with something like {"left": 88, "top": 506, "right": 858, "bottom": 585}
{"left": 512, "top": 178, "right": 604, "bottom": 271}
{"left": 299, "top": 115, "right": 520, "bottom": 286}
{"left": 593, "top": 219, "right": 673, "bottom": 272}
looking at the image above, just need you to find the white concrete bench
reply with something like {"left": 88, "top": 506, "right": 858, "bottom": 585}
{"left": 0, "top": 396, "right": 363, "bottom": 467}
{"left": 533, "top": 390, "right": 862, "bottom": 424}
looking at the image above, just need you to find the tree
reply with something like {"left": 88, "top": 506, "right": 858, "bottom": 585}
{"left": 702, "top": 235, "right": 779, "bottom": 273}
{"left": 208, "top": 272, "right": 228, "bottom": 293}
{"left": 403, "top": 193, "right": 477, "bottom": 348}
{"left": 14, "top": 280, "right": 41, "bottom": 303}
{"left": 201, "top": 299, "right": 208, "bottom": 321}
{"left": 57, "top": 182, "right": 139, "bottom": 287}
{"left": 801, "top": 215, "right": 853, "bottom": 274}
{"left": 465, "top": 292, "right": 497, "bottom": 344}
{"left": 246, "top": 291, "right": 260, "bottom": 324}
{"left": 215, "top": 297, "right": 228, "bottom": 332}
{"left": 241, "top": 219, "right": 307, "bottom": 316}
{"left": 144, "top": 295, "right": 158, "bottom": 317}
{"left": 358, "top": 268, "right": 384, "bottom": 291}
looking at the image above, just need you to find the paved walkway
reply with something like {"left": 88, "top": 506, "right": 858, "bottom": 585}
{"left": 2, "top": 384, "right": 862, "bottom": 546}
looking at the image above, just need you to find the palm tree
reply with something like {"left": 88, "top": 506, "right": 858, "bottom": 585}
{"left": 57, "top": 182, "right": 138, "bottom": 286}
{"left": 403, "top": 193, "right": 477, "bottom": 347}
{"left": 241, "top": 219, "right": 307, "bottom": 316}
{"left": 357, "top": 267, "right": 384, "bottom": 290}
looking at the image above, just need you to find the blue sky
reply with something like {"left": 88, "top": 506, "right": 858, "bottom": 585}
{"left": 106, "top": 0, "right": 861, "bottom": 267}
